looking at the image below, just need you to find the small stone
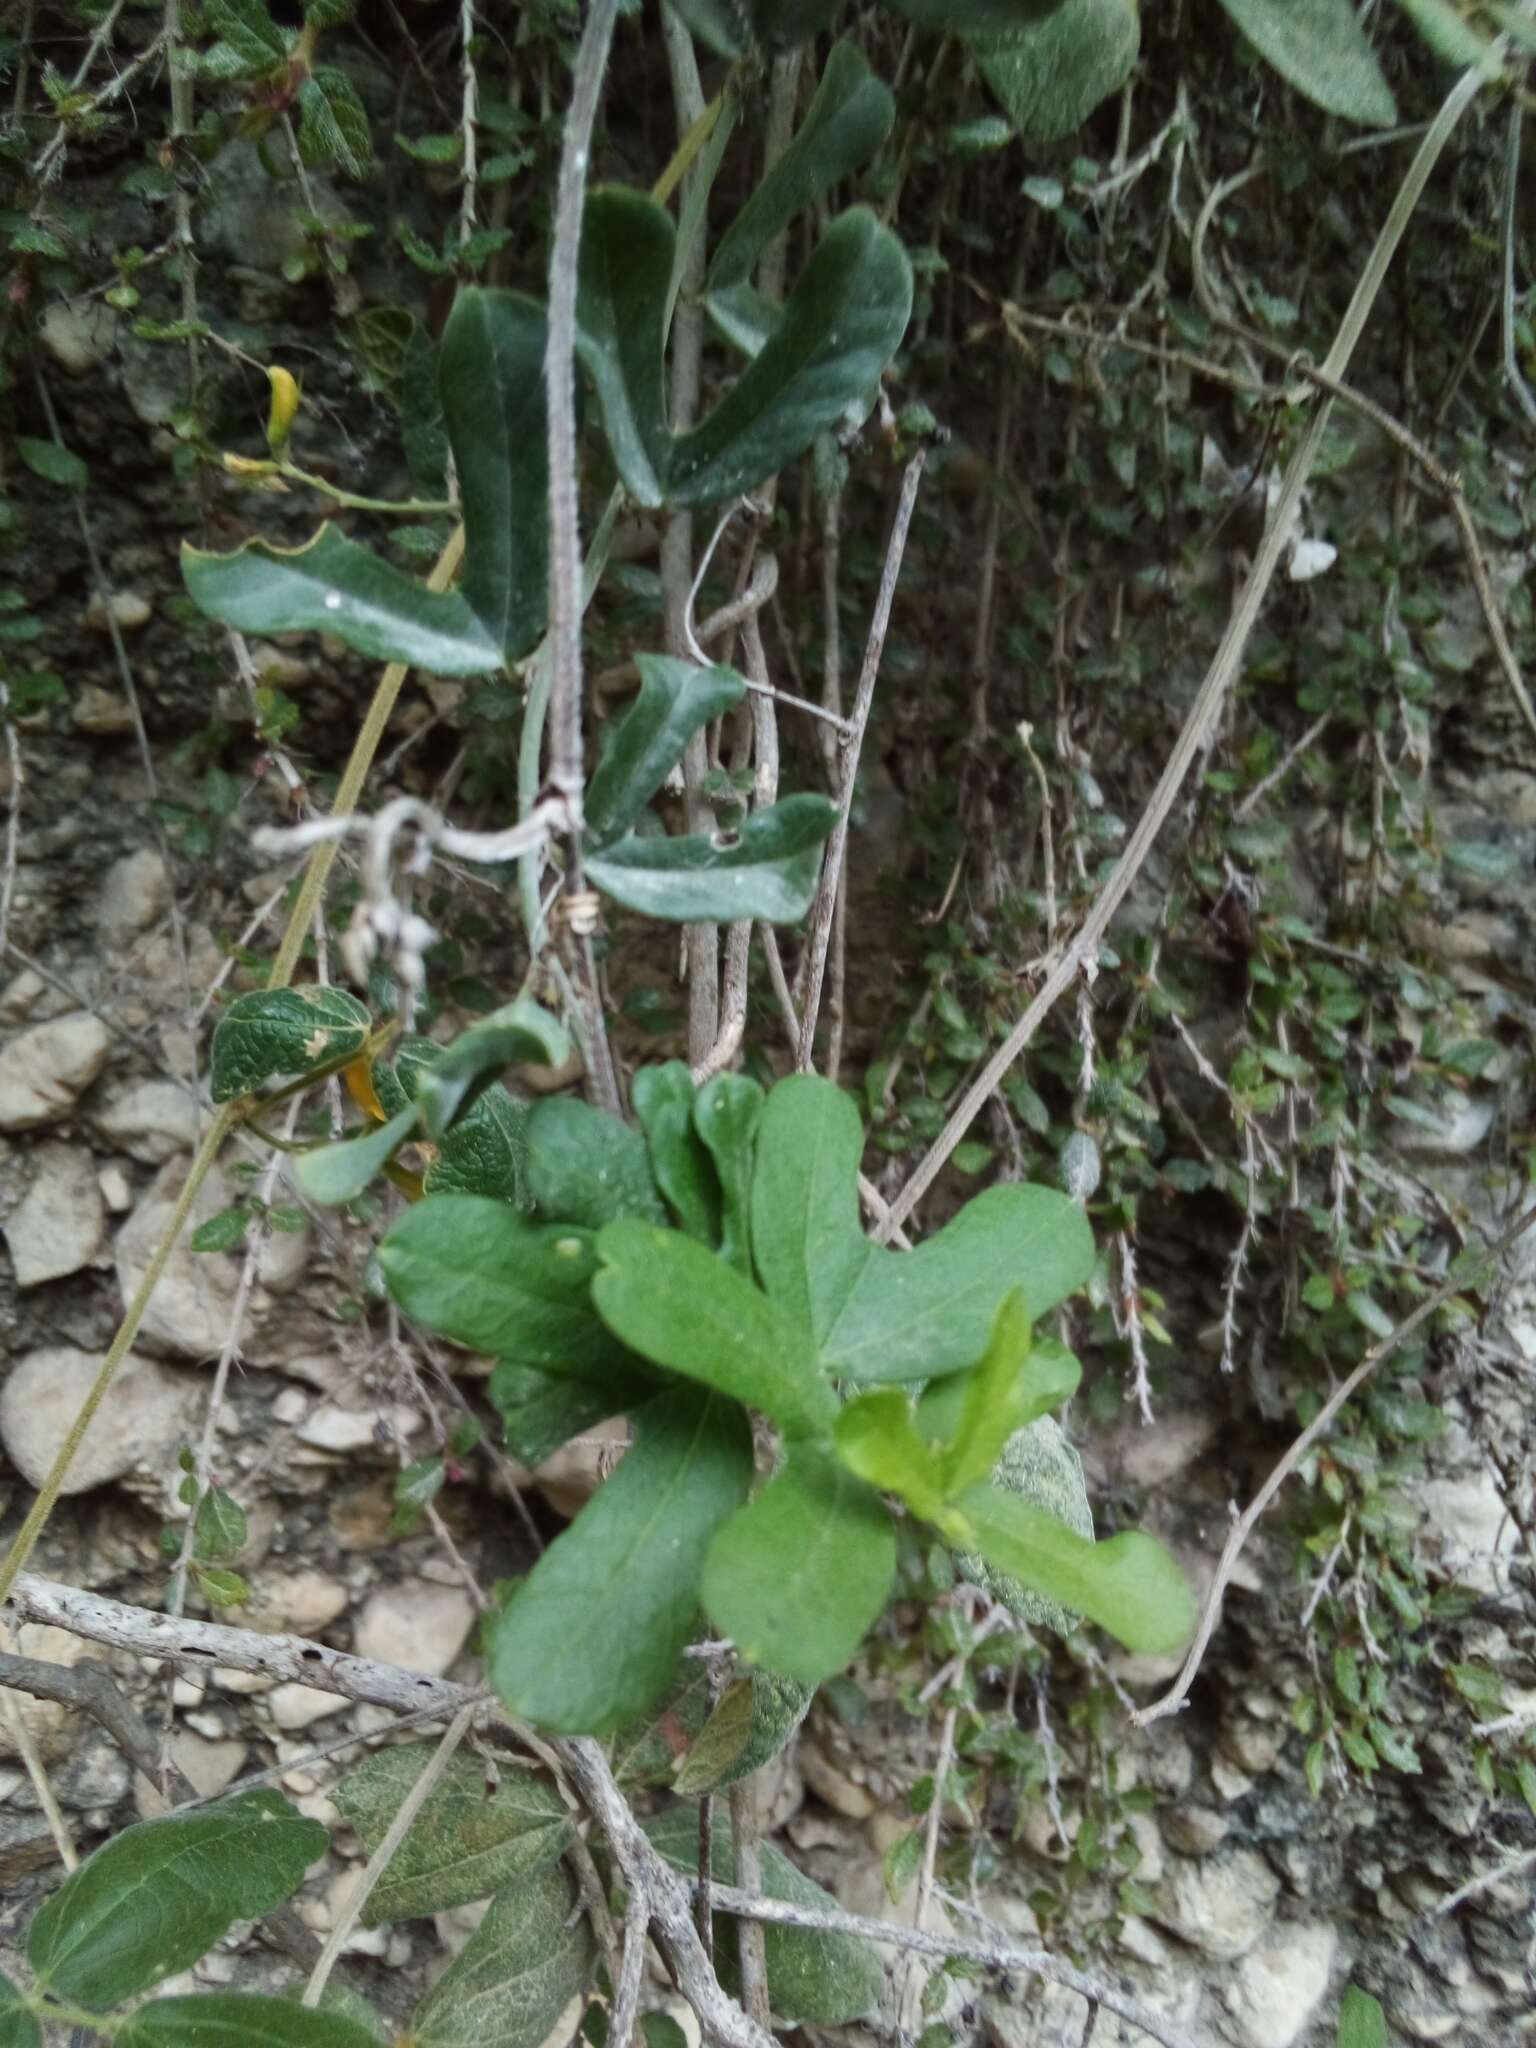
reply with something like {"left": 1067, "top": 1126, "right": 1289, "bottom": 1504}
{"left": 72, "top": 685, "right": 136, "bottom": 737}
{"left": 5, "top": 1142, "right": 105, "bottom": 1286}
{"left": 1210, "top": 1751, "right": 1255, "bottom": 1803}
{"left": 38, "top": 296, "right": 118, "bottom": 376}
{"left": 1223, "top": 1922, "right": 1337, "bottom": 2048}
{"left": 97, "top": 849, "right": 170, "bottom": 948}
{"left": 1105, "top": 1408, "right": 1217, "bottom": 1489}
{"left": 85, "top": 589, "right": 153, "bottom": 635}
{"left": 0, "top": 969, "right": 47, "bottom": 1025}
{"left": 0, "top": 1345, "right": 196, "bottom": 1494}
{"left": 134, "top": 1731, "right": 246, "bottom": 1816}
{"left": 329, "top": 1478, "right": 398, "bottom": 1552}
{"left": 272, "top": 1388, "right": 309, "bottom": 1426}
{"left": 1162, "top": 1804, "right": 1230, "bottom": 1855}
{"left": 98, "top": 1162, "right": 133, "bottom": 1211}
{"left": 268, "top": 1683, "right": 349, "bottom": 1733}
{"left": 353, "top": 1581, "right": 475, "bottom": 1676}
{"left": 0, "top": 1624, "right": 94, "bottom": 1763}
{"left": 212, "top": 1668, "right": 275, "bottom": 1695}
{"left": 0, "top": 1012, "right": 112, "bottom": 1130}
{"left": 1148, "top": 1846, "right": 1280, "bottom": 1960}
{"left": 243, "top": 1569, "right": 349, "bottom": 1637}
{"left": 246, "top": 641, "right": 312, "bottom": 689}
{"left": 1220, "top": 1714, "right": 1287, "bottom": 1777}
{"left": 533, "top": 1418, "right": 627, "bottom": 1518}
{"left": 798, "top": 1735, "right": 878, "bottom": 1819}
{"left": 296, "top": 1403, "right": 420, "bottom": 1454}
{"left": 93, "top": 1078, "right": 203, "bottom": 1163}
{"left": 1414, "top": 1474, "right": 1519, "bottom": 1594}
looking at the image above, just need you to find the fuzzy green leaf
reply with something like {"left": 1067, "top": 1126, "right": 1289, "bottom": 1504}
{"left": 646, "top": 1809, "right": 885, "bottom": 2024}
{"left": 1214, "top": 0, "right": 1398, "bottom": 125}
{"left": 594, "top": 1221, "right": 839, "bottom": 1437}
{"left": 949, "top": 1481, "right": 1195, "bottom": 1655}
{"left": 673, "top": 1670, "right": 815, "bottom": 1794}
{"left": 632, "top": 1062, "right": 722, "bottom": 1243}
{"left": 411, "top": 1862, "right": 595, "bottom": 2048}
{"left": 182, "top": 525, "right": 502, "bottom": 675}
{"left": 209, "top": 986, "right": 372, "bottom": 1102}
{"left": 972, "top": 0, "right": 1140, "bottom": 143}
{"left": 489, "top": 1387, "right": 754, "bottom": 1732}
{"left": 691, "top": 1073, "right": 763, "bottom": 1274}
{"left": 296, "top": 1103, "right": 418, "bottom": 1206}
{"left": 703, "top": 1443, "right": 895, "bottom": 1683}
{"left": 120, "top": 1996, "right": 378, "bottom": 2048}
{"left": 526, "top": 1097, "right": 668, "bottom": 1229}
{"left": 425, "top": 1085, "right": 531, "bottom": 1206}
{"left": 204, "top": 0, "right": 285, "bottom": 66}
{"left": 587, "top": 794, "right": 837, "bottom": 924}
{"left": 951, "top": 1417, "right": 1093, "bottom": 1634}
{"left": 298, "top": 66, "right": 373, "bottom": 179}
{"left": 586, "top": 655, "right": 745, "bottom": 845}
{"left": 416, "top": 998, "right": 568, "bottom": 1141}
{"left": 1336, "top": 1987, "right": 1387, "bottom": 2048}
{"left": 379, "top": 1196, "right": 631, "bottom": 1380}
{"left": 332, "top": 1747, "right": 570, "bottom": 1924}
{"left": 751, "top": 1074, "right": 1094, "bottom": 1382}
{"left": 28, "top": 1790, "right": 323, "bottom": 2009}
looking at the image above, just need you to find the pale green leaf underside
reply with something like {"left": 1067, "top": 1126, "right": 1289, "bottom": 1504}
{"left": 411, "top": 1863, "right": 595, "bottom": 2048}
{"left": 1214, "top": 0, "right": 1398, "bottom": 125}
{"left": 971, "top": 0, "right": 1139, "bottom": 144}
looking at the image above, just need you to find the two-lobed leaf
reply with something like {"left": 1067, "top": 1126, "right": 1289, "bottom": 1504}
{"left": 410, "top": 1861, "right": 595, "bottom": 2048}
{"left": 332, "top": 1747, "right": 569, "bottom": 1924}
{"left": 751, "top": 1075, "right": 1095, "bottom": 1382}
{"left": 586, "top": 655, "right": 745, "bottom": 845}
{"left": 594, "top": 1221, "right": 839, "bottom": 1436}
{"left": 586, "top": 792, "right": 837, "bottom": 924}
{"left": 210, "top": 986, "right": 372, "bottom": 1102}
{"left": 27, "top": 1789, "right": 324, "bottom": 2009}
{"left": 702, "top": 1443, "right": 895, "bottom": 1684}
{"left": 489, "top": 1387, "right": 754, "bottom": 1732}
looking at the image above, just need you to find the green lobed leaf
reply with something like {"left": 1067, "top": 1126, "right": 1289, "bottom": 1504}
{"left": 691, "top": 1073, "right": 763, "bottom": 1274}
{"left": 585, "top": 655, "right": 745, "bottom": 846}
{"left": 439, "top": 289, "right": 550, "bottom": 664}
{"left": 949, "top": 1480, "right": 1195, "bottom": 1655}
{"left": 587, "top": 793, "right": 838, "bottom": 924}
{"left": 411, "top": 1862, "right": 595, "bottom": 2048}
{"left": 1214, "top": 0, "right": 1398, "bottom": 124}
{"left": 526, "top": 1097, "right": 668, "bottom": 1229}
{"left": 490, "top": 1358, "right": 654, "bottom": 1465}
{"left": 183, "top": 525, "right": 502, "bottom": 675}
{"left": 296, "top": 1103, "right": 418, "bottom": 1206}
{"left": 594, "top": 1221, "right": 839, "bottom": 1437}
{"left": 703, "top": 1442, "right": 896, "bottom": 1684}
{"left": 332, "top": 1747, "right": 570, "bottom": 1924}
{"left": 379, "top": 1196, "right": 632, "bottom": 1380}
{"left": 209, "top": 985, "right": 372, "bottom": 1103}
{"left": 971, "top": 0, "right": 1140, "bottom": 144}
{"left": 416, "top": 998, "right": 568, "bottom": 1141}
{"left": 751, "top": 1075, "right": 1095, "bottom": 1382}
{"left": 646, "top": 1808, "right": 885, "bottom": 2024}
{"left": 425, "top": 1084, "right": 531, "bottom": 1206}
{"left": 489, "top": 1387, "right": 754, "bottom": 1732}
{"left": 632, "top": 1062, "right": 722, "bottom": 1243}
{"left": 0, "top": 1971, "right": 40, "bottom": 2048}
{"left": 27, "top": 1789, "right": 324, "bottom": 2009}
{"left": 705, "top": 40, "right": 895, "bottom": 357}
{"left": 119, "top": 1994, "right": 380, "bottom": 2048}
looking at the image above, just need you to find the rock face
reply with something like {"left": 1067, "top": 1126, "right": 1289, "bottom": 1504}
{"left": 0, "top": 1013, "right": 112, "bottom": 1130}
{"left": 0, "top": 1345, "right": 196, "bottom": 1495}
{"left": 1414, "top": 1474, "right": 1519, "bottom": 1594}
{"left": 1148, "top": 1847, "right": 1280, "bottom": 1961}
{"left": 92, "top": 1078, "right": 204, "bottom": 1163}
{"left": 353, "top": 1581, "right": 475, "bottom": 1677}
{"left": 4, "top": 1142, "right": 105, "bottom": 1286}
{"left": 96, "top": 849, "right": 170, "bottom": 948}
{"left": 1222, "top": 1922, "right": 1337, "bottom": 2048}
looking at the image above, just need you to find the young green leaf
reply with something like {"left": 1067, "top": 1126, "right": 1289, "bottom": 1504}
{"left": 917, "top": 1327, "right": 1081, "bottom": 1480}
{"left": 379, "top": 1196, "right": 632, "bottom": 1380}
{"left": 1336, "top": 1986, "right": 1387, "bottom": 2048}
{"left": 183, "top": 526, "right": 503, "bottom": 674}
{"left": 632, "top": 1062, "right": 722, "bottom": 1243}
{"left": 193, "top": 1484, "right": 248, "bottom": 1563}
{"left": 948, "top": 1481, "right": 1196, "bottom": 1655}
{"left": 706, "top": 40, "right": 895, "bottom": 357}
{"left": 586, "top": 794, "right": 839, "bottom": 924}
{"left": 1213, "top": 0, "right": 1398, "bottom": 126}
{"left": 646, "top": 1807, "right": 885, "bottom": 2024}
{"left": 296, "top": 1103, "right": 419, "bottom": 1206}
{"left": 585, "top": 655, "right": 745, "bottom": 845}
{"left": 27, "top": 1789, "right": 324, "bottom": 2009}
{"left": 751, "top": 1075, "right": 1095, "bottom": 1382}
{"left": 526, "top": 1097, "right": 668, "bottom": 1229}
{"left": 971, "top": 0, "right": 1139, "bottom": 144}
{"left": 594, "top": 1221, "right": 839, "bottom": 1436}
{"left": 702, "top": 1443, "right": 896, "bottom": 1684}
{"left": 490, "top": 1387, "right": 754, "bottom": 1732}
{"left": 210, "top": 986, "right": 372, "bottom": 1102}
{"left": 834, "top": 1390, "right": 946, "bottom": 1520}
{"left": 935, "top": 1290, "right": 1081, "bottom": 1496}
{"left": 950, "top": 1418, "right": 1093, "bottom": 1634}
{"left": 416, "top": 998, "right": 568, "bottom": 1140}
{"left": 410, "top": 1862, "right": 595, "bottom": 2048}
{"left": 439, "top": 289, "right": 550, "bottom": 666}
{"left": 118, "top": 1993, "right": 381, "bottom": 2048}
{"left": 692, "top": 1073, "right": 763, "bottom": 1274}
{"left": 332, "top": 1747, "right": 570, "bottom": 1924}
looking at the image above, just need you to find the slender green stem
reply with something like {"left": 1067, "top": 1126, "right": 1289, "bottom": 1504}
{"left": 277, "top": 461, "right": 455, "bottom": 516}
